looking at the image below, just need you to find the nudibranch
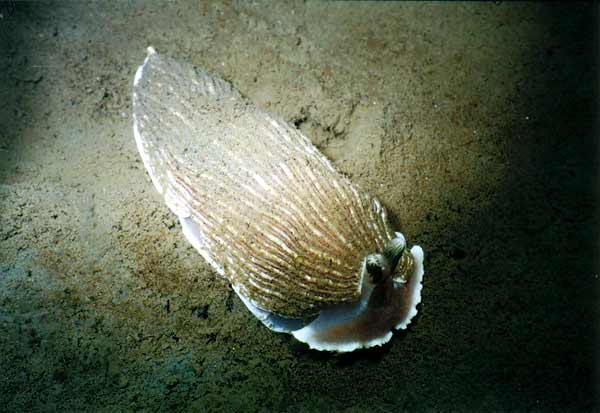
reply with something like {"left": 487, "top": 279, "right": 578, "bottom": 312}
{"left": 132, "top": 47, "right": 424, "bottom": 352}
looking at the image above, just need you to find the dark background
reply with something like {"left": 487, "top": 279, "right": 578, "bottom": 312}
{"left": 0, "top": 2, "right": 597, "bottom": 411}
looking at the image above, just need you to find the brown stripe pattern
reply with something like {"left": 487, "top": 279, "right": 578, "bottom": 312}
{"left": 133, "top": 49, "right": 395, "bottom": 318}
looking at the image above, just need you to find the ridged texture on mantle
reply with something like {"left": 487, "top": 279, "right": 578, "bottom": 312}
{"left": 132, "top": 48, "right": 395, "bottom": 318}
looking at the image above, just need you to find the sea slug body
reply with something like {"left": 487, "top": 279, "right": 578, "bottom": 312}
{"left": 132, "top": 47, "right": 424, "bottom": 352}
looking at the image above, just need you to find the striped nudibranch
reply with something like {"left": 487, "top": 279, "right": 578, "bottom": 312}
{"left": 132, "top": 47, "right": 424, "bottom": 352}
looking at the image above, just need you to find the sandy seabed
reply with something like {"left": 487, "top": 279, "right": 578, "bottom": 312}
{"left": 0, "top": 2, "right": 597, "bottom": 411}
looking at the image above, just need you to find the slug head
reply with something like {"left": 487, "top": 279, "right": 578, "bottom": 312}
{"left": 365, "top": 235, "right": 408, "bottom": 285}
